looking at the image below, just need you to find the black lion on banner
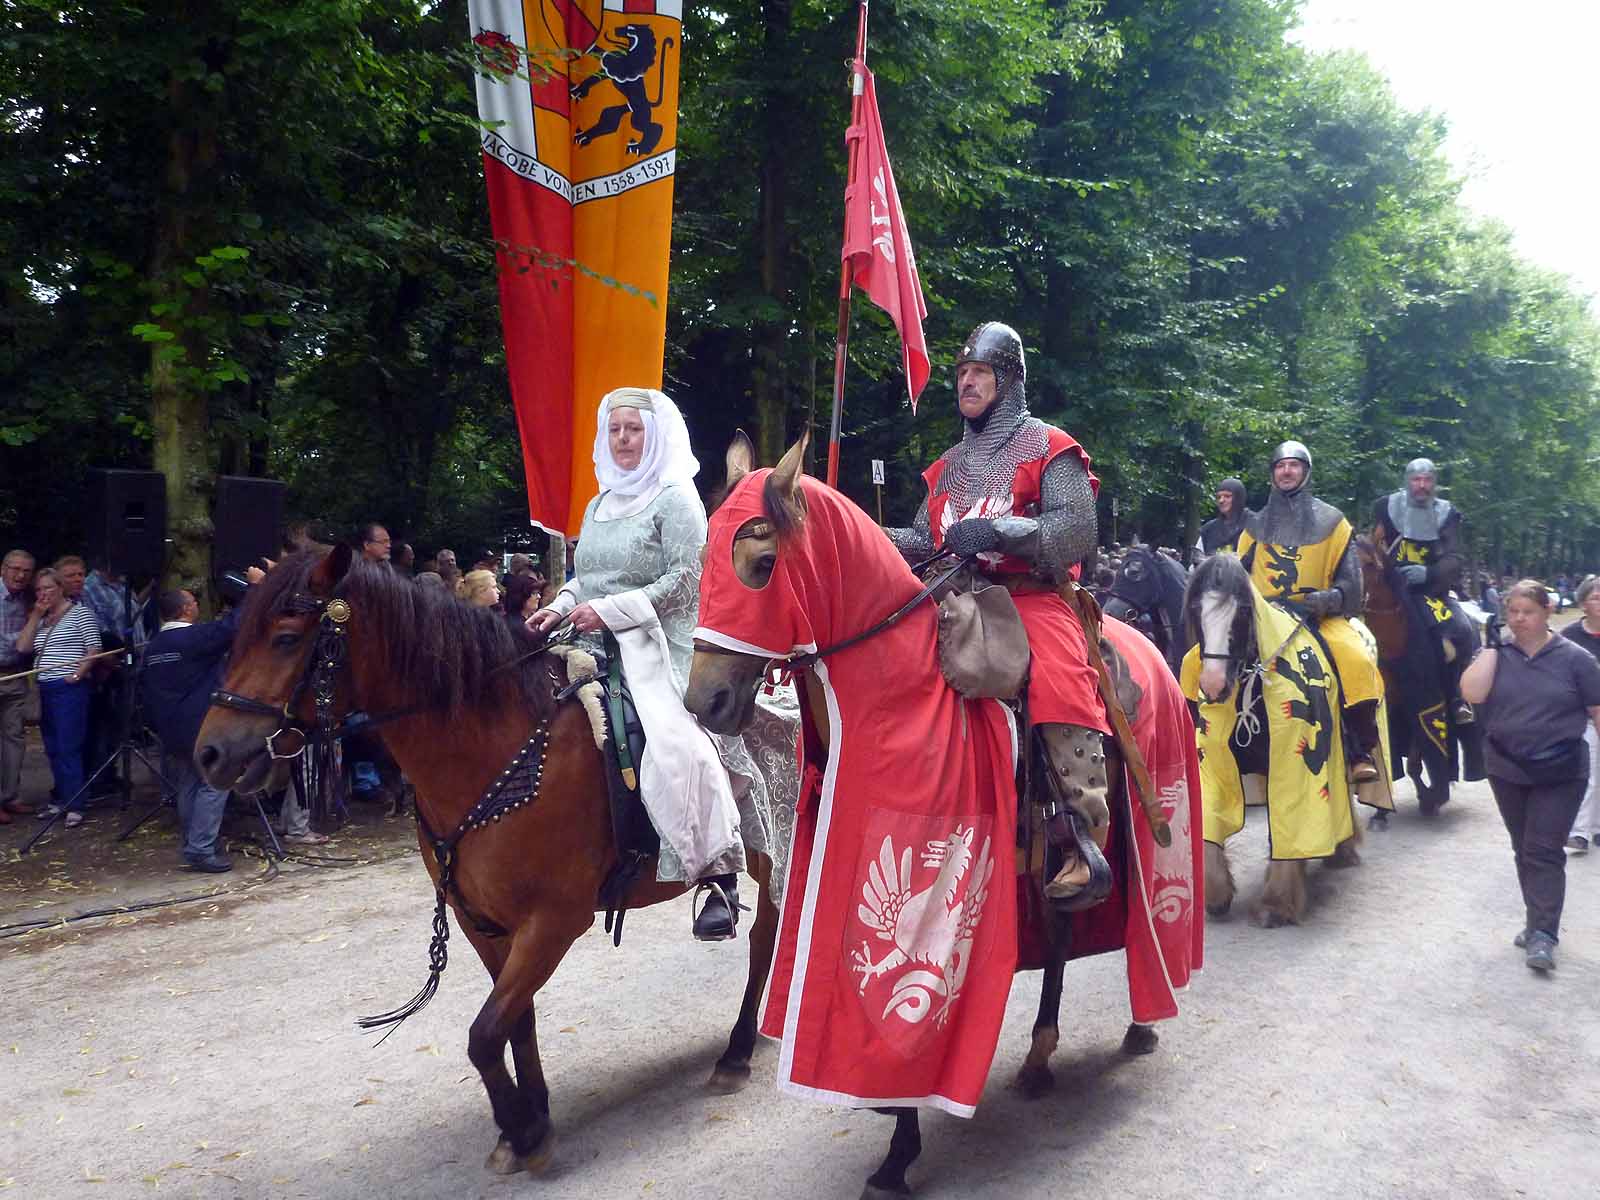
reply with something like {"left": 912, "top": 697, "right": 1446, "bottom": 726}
{"left": 570, "top": 24, "right": 676, "bottom": 158}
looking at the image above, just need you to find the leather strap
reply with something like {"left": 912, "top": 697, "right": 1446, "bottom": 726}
{"left": 602, "top": 632, "right": 638, "bottom": 791}
{"left": 1061, "top": 582, "right": 1172, "bottom": 848}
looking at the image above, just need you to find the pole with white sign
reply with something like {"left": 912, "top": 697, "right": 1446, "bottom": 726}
{"left": 871, "top": 458, "right": 886, "bottom": 524}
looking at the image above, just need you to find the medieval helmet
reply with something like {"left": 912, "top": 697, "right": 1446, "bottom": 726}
{"left": 1269, "top": 440, "right": 1312, "bottom": 493}
{"left": 955, "top": 321, "right": 1025, "bottom": 393}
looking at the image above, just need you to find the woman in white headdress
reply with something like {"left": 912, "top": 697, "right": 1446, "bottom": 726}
{"left": 528, "top": 387, "right": 790, "bottom": 940}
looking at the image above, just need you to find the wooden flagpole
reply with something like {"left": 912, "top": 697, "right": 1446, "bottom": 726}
{"left": 826, "top": 0, "right": 871, "bottom": 490}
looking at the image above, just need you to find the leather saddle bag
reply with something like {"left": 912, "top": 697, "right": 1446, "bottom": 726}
{"left": 936, "top": 582, "right": 1030, "bottom": 700}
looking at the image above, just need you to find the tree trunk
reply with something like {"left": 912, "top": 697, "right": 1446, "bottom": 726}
{"left": 751, "top": 0, "right": 793, "bottom": 465}
{"left": 149, "top": 19, "right": 224, "bottom": 592}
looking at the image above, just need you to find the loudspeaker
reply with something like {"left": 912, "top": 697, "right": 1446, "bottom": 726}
{"left": 213, "top": 476, "right": 287, "bottom": 575}
{"left": 85, "top": 469, "right": 168, "bottom": 579}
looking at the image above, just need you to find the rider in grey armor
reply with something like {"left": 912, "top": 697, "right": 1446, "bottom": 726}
{"left": 885, "top": 321, "right": 1113, "bottom": 909}
{"left": 1370, "top": 458, "right": 1477, "bottom": 723}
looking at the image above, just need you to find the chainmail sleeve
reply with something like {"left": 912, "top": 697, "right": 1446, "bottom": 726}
{"left": 883, "top": 499, "right": 936, "bottom": 565}
{"left": 1008, "top": 453, "right": 1098, "bottom": 583}
{"left": 1331, "top": 543, "right": 1364, "bottom": 617}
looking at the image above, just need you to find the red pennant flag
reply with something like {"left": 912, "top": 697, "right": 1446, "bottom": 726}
{"left": 841, "top": 64, "right": 930, "bottom": 411}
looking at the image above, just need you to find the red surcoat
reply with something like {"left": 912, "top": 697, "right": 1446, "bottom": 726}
{"left": 923, "top": 426, "right": 1108, "bottom": 734}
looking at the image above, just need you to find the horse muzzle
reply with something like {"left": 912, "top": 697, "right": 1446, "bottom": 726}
{"left": 194, "top": 715, "right": 286, "bottom": 795}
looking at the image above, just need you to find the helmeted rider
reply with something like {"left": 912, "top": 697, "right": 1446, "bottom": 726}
{"left": 1235, "top": 441, "right": 1383, "bottom": 783}
{"left": 1194, "top": 477, "right": 1248, "bottom": 563}
{"left": 884, "top": 321, "right": 1113, "bottom": 908}
{"left": 1370, "top": 458, "right": 1477, "bottom": 724}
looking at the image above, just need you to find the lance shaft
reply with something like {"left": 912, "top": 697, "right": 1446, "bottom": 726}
{"left": 827, "top": 0, "right": 870, "bottom": 490}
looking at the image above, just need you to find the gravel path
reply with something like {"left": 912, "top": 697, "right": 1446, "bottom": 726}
{"left": 5, "top": 776, "right": 1598, "bottom": 1199}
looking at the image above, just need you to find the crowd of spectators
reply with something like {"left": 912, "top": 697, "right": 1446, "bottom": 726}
{"left": 0, "top": 522, "right": 554, "bottom": 866}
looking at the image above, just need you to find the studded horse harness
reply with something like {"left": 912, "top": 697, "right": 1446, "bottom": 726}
{"left": 207, "top": 588, "right": 561, "bottom": 1038}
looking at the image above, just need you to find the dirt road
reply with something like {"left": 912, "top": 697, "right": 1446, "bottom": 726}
{"left": 5, "top": 776, "right": 1598, "bottom": 1199}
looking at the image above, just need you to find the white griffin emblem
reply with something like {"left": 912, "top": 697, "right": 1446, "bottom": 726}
{"left": 850, "top": 826, "right": 994, "bottom": 1027}
{"left": 871, "top": 168, "right": 895, "bottom": 264}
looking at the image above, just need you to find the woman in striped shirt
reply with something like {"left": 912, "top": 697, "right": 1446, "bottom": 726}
{"left": 15, "top": 567, "right": 102, "bottom": 826}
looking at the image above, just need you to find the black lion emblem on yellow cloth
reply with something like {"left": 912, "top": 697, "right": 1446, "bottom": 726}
{"left": 570, "top": 23, "right": 676, "bottom": 157}
{"left": 1276, "top": 645, "right": 1334, "bottom": 781}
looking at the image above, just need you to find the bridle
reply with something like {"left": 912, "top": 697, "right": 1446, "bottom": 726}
{"left": 694, "top": 549, "right": 972, "bottom": 688}
{"left": 207, "top": 591, "right": 403, "bottom": 761}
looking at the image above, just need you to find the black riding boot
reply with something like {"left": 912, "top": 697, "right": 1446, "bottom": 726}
{"left": 1344, "top": 700, "right": 1382, "bottom": 783}
{"left": 692, "top": 873, "right": 742, "bottom": 942}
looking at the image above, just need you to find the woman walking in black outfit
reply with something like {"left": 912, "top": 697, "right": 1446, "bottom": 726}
{"left": 1462, "top": 580, "right": 1600, "bottom": 971}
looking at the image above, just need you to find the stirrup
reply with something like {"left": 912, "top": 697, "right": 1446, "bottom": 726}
{"left": 1452, "top": 699, "right": 1475, "bottom": 726}
{"left": 1043, "top": 812, "right": 1112, "bottom": 912}
{"left": 1348, "top": 756, "right": 1380, "bottom": 784}
{"left": 691, "top": 877, "right": 746, "bottom": 942}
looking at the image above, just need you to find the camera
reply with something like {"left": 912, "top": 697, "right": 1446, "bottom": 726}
{"left": 216, "top": 570, "right": 251, "bottom": 605}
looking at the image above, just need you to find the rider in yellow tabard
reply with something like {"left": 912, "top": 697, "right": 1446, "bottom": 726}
{"left": 1234, "top": 441, "right": 1384, "bottom": 783}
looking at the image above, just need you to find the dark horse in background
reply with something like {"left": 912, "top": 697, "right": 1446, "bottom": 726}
{"left": 195, "top": 546, "right": 782, "bottom": 1179}
{"left": 1103, "top": 544, "right": 1191, "bottom": 676}
{"left": 1354, "top": 536, "right": 1484, "bottom": 822}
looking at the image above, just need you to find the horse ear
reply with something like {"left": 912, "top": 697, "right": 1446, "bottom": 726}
{"left": 771, "top": 429, "right": 810, "bottom": 502}
{"left": 308, "top": 543, "right": 354, "bottom": 595}
{"left": 725, "top": 428, "right": 755, "bottom": 489}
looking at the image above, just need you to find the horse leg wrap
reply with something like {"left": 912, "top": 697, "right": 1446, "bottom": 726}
{"left": 1036, "top": 724, "right": 1113, "bottom": 909}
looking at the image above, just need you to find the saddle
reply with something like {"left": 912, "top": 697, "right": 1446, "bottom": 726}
{"left": 566, "top": 637, "right": 660, "bottom": 943}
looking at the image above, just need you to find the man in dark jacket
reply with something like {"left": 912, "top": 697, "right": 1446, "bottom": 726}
{"left": 141, "top": 574, "right": 257, "bottom": 871}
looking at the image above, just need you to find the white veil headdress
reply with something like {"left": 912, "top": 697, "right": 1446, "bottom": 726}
{"left": 591, "top": 387, "right": 702, "bottom": 520}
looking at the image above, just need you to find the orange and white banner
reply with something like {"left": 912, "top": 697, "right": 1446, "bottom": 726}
{"left": 469, "top": 1, "right": 681, "bottom": 534}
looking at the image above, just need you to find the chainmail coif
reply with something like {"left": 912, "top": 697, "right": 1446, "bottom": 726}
{"left": 933, "top": 323, "right": 1049, "bottom": 513}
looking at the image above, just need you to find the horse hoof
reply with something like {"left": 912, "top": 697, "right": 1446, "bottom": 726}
{"left": 862, "top": 1184, "right": 911, "bottom": 1200}
{"left": 706, "top": 1062, "right": 752, "bottom": 1094}
{"left": 1012, "top": 1062, "right": 1055, "bottom": 1099}
{"left": 485, "top": 1138, "right": 519, "bottom": 1175}
{"left": 519, "top": 1127, "right": 557, "bottom": 1175}
{"left": 1368, "top": 812, "right": 1389, "bottom": 831}
{"left": 1121, "top": 1023, "right": 1159, "bottom": 1056}
{"left": 1205, "top": 898, "right": 1233, "bottom": 918}
{"left": 1326, "top": 845, "right": 1361, "bottom": 870}
{"left": 1252, "top": 908, "right": 1292, "bottom": 929}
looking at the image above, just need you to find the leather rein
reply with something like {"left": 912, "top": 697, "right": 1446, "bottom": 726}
{"left": 208, "top": 585, "right": 576, "bottom": 1040}
{"left": 694, "top": 550, "right": 972, "bottom": 681}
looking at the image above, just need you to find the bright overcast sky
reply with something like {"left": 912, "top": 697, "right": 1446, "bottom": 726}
{"left": 1294, "top": 0, "right": 1599, "bottom": 302}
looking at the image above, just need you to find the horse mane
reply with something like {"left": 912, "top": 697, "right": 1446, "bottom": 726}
{"left": 1184, "top": 552, "right": 1255, "bottom": 650}
{"left": 239, "top": 550, "right": 548, "bottom": 715}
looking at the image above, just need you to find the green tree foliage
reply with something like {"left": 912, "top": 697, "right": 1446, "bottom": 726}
{"left": 3, "top": 0, "right": 1597, "bottom": 582}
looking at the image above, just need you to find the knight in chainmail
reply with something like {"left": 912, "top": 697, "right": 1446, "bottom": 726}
{"left": 1371, "top": 458, "right": 1477, "bottom": 723}
{"left": 884, "top": 321, "right": 1114, "bottom": 910}
{"left": 1193, "top": 477, "right": 1249, "bottom": 563}
{"left": 1235, "top": 441, "right": 1384, "bottom": 782}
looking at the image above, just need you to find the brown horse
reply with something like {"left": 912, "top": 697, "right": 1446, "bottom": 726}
{"left": 1355, "top": 534, "right": 1454, "bottom": 818}
{"left": 194, "top": 545, "right": 780, "bottom": 1176}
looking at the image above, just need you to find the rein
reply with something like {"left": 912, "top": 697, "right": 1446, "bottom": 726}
{"left": 209, "top": 582, "right": 574, "bottom": 1041}
{"left": 694, "top": 551, "right": 971, "bottom": 682}
{"left": 788, "top": 552, "right": 970, "bottom": 671}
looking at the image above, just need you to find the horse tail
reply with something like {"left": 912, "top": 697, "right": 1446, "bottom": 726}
{"left": 651, "top": 36, "right": 676, "bottom": 108}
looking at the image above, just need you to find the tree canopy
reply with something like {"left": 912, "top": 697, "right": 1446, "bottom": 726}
{"left": 4, "top": 0, "right": 1597, "bottom": 582}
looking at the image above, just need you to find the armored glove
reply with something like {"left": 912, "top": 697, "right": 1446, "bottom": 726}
{"left": 944, "top": 517, "right": 1003, "bottom": 558}
{"left": 1398, "top": 564, "right": 1428, "bottom": 587}
{"left": 1297, "top": 588, "right": 1344, "bottom": 617}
